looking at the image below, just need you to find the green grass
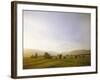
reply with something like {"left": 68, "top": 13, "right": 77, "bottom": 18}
{"left": 23, "top": 54, "right": 91, "bottom": 69}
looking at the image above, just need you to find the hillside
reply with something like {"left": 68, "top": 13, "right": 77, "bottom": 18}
{"left": 24, "top": 49, "right": 90, "bottom": 57}
{"left": 23, "top": 49, "right": 91, "bottom": 69}
{"left": 23, "top": 49, "right": 58, "bottom": 57}
{"left": 67, "top": 50, "right": 90, "bottom": 55}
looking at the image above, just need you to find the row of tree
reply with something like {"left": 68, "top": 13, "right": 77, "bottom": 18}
{"left": 31, "top": 52, "right": 64, "bottom": 59}
{"left": 30, "top": 52, "right": 89, "bottom": 59}
{"left": 31, "top": 52, "right": 51, "bottom": 59}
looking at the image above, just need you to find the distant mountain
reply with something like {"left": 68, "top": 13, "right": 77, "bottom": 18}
{"left": 23, "top": 49, "right": 58, "bottom": 57}
{"left": 66, "top": 50, "right": 90, "bottom": 55}
{"left": 24, "top": 49, "right": 44, "bottom": 57}
{"left": 23, "top": 49, "right": 90, "bottom": 57}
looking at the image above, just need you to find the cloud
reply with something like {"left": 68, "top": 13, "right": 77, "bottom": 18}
{"left": 23, "top": 10, "right": 90, "bottom": 53}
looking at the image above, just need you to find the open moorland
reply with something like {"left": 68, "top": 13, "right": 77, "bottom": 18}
{"left": 23, "top": 49, "right": 91, "bottom": 69}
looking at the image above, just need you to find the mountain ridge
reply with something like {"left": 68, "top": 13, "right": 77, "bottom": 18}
{"left": 23, "top": 49, "right": 90, "bottom": 57}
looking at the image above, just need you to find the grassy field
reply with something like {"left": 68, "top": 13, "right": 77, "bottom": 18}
{"left": 23, "top": 54, "right": 91, "bottom": 69}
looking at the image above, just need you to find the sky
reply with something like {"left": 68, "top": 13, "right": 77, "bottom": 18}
{"left": 23, "top": 10, "right": 91, "bottom": 53}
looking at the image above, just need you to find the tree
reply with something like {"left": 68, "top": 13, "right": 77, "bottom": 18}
{"left": 34, "top": 53, "right": 38, "bottom": 58}
{"left": 44, "top": 52, "right": 52, "bottom": 59}
{"left": 63, "top": 56, "right": 66, "bottom": 59}
{"left": 31, "top": 54, "right": 34, "bottom": 58}
{"left": 58, "top": 54, "right": 62, "bottom": 59}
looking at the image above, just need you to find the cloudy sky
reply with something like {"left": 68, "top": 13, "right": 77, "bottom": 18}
{"left": 23, "top": 10, "right": 91, "bottom": 53}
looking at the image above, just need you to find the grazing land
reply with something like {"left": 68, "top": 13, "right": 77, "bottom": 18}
{"left": 23, "top": 49, "right": 91, "bottom": 69}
